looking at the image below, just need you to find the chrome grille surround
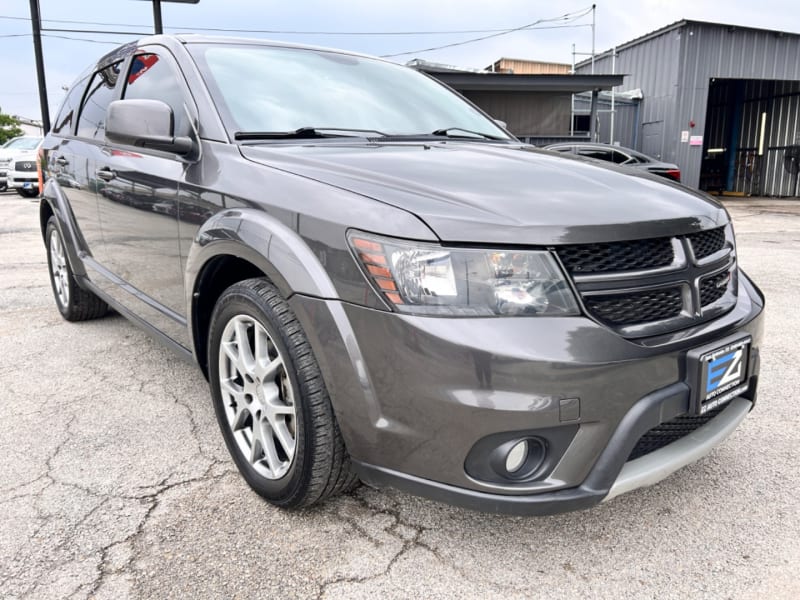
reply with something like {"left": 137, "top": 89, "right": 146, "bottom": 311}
{"left": 555, "top": 225, "right": 737, "bottom": 338}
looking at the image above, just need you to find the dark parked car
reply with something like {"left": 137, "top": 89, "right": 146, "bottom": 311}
{"left": 40, "top": 35, "right": 764, "bottom": 515}
{"left": 544, "top": 142, "right": 682, "bottom": 182}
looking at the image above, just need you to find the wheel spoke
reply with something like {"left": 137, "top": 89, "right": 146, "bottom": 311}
{"left": 234, "top": 319, "right": 256, "bottom": 372}
{"left": 249, "top": 424, "right": 264, "bottom": 465}
{"left": 258, "top": 356, "right": 283, "bottom": 382}
{"left": 254, "top": 326, "right": 269, "bottom": 371}
{"left": 260, "top": 422, "right": 283, "bottom": 474}
{"left": 272, "top": 421, "right": 296, "bottom": 457}
{"left": 222, "top": 341, "right": 240, "bottom": 369}
{"left": 232, "top": 404, "right": 251, "bottom": 432}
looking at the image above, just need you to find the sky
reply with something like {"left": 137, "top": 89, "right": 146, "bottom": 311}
{"left": 1, "top": 0, "right": 799, "bottom": 122}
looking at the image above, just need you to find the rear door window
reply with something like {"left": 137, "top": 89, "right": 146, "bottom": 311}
{"left": 577, "top": 148, "right": 614, "bottom": 162}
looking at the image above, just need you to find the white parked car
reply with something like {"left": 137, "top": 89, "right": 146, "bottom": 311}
{"left": 0, "top": 136, "right": 42, "bottom": 193}
{"left": 7, "top": 148, "right": 42, "bottom": 197}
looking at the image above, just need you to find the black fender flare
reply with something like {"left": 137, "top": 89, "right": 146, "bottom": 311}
{"left": 39, "top": 178, "right": 89, "bottom": 280}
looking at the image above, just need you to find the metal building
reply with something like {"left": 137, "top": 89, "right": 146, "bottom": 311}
{"left": 412, "top": 60, "right": 623, "bottom": 145}
{"left": 577, "top": 20, "right": 800, "bottom": 196}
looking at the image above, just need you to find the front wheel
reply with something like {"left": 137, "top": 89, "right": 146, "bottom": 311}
{"left": 208, "top": 278, "right": 358, "bottom": 508}
{"left": 19, "top": 187, "right": 39, "bottom": 198}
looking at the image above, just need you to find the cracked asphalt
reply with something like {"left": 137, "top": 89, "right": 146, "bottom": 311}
{"left": 1, "top": 192, "right": 798, "bottom": 599}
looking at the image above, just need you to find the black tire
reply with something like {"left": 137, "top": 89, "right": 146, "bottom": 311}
{"left": 19, "top": 188, "right": 39, "bottom": 198}
{"left": 0, "top": 183, "right": 7, "bottom": 192}
{"left": 208, "top": 277, "right": 358, "bottom": 508}
{"left": 45, "top": 217, "right": 108, "bottom": 322}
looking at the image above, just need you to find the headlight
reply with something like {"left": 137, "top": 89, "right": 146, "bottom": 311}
{"left": 348, "top": 231, "right": 579, "bottom": 316}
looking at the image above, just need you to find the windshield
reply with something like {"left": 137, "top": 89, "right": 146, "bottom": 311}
{"left": 189, "top": 44, "right": 511, "bottom": 140}
{"left": 3, "top": 137, "right": 41, "bottom": 150}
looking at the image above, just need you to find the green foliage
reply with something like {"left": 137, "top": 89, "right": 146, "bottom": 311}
{"left": 0, "top": 111, "right": 24, "bottom": 145}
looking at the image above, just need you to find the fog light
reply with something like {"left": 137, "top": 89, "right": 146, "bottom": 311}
{"left": 505, "top": 440, "right": 528, "bottom": 473}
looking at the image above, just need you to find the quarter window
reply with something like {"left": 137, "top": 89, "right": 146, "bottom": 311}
{"left": 53, "top": 75, "right": 90, "bottom": 136}
{"left": 76, "top": 62, "right": 122, "bottom": 140}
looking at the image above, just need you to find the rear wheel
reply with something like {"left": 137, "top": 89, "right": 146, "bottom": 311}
{"left": 45, "top": 217, "right": 108, "bottom": 321}
{"left": 208, "top": 278, "right": 358, "bottom": 508}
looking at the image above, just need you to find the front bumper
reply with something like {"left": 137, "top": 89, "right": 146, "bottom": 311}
{"left": 290, "top": 271, "right": 764, "bottom": 515}
{"left": 8, "top": 173, "right": 38, "bottom": 189}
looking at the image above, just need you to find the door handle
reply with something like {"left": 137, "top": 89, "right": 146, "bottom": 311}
{"left": 55, "top": 156, "right": 69, "bottom": 166}
{"left": 96, "top": 168, "right": 116, "bottom": 182}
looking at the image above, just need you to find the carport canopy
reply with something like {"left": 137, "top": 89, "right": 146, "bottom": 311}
{"left": 418, "top": 68, "right": 625, "bottom": 140}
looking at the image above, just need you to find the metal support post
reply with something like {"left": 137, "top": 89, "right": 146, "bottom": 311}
{"left": 589, "top": 89, "right": 599, "bottom": 142}
{"left": 152, "top": 0, "right": 163, "bottom": 34}
{"left": 29, "top": 0, "right": 50, "bottom": 133}
{"left": 610, "top": 47, "right": 616, "bottom": 144}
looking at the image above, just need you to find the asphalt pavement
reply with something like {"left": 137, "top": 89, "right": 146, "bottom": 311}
{"left": 0, "top": 191, "right": 798, "bottom": 599}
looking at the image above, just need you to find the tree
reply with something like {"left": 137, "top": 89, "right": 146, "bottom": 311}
{"left": 0, "top": 110, "right": 24, "bottom": 145}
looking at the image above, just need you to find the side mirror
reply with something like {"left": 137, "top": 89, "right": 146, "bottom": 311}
{"left": 493, "top": 119, "right": 508, "bottom": 130}
{"left": 106, "top": 99, "right": 193, "bottom": 155}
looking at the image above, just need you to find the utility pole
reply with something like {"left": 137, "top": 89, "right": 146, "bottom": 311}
{"left": 152, "top": 0, "right": 164, "bottom": 34}
{"left": 29, "top": 0, "right": 50, "bottom": 133}
{"left": 136, "top": 0, "right": 200, "bottom": 34}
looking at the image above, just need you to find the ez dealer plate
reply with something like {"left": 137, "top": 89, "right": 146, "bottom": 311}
{"left": 687, "top": 336, "right": 751, "bottom": 415}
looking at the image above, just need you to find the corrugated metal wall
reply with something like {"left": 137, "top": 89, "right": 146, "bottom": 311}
{"left": 676, "top": 23, "right": 800, "bottom": 189}
{"left": 573, "top": 95, "right": 639, "bottom": 148}
{"left": 462, "top": 91, "right": 572, "bottom": 136}
{"left": 578, "top": 21, "right": 800, "bottom": 192}
{"left": 576, "top": 27, "right": 683, "bottom": 163}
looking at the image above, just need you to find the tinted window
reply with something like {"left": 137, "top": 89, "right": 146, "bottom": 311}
{"left": 626, "top": 149, "right": 653, "bottom": 163}
{"left": 578, "top": 148, "right": 614, "bottom": 161}
{"left": 124, "top": 52, "right": 189, "bottom": 136}
{"left": 610, "top": 150, "right": 630, "bottom": 164}
{"left": 190, "top": 44, "right": 510, "bottom": 139}
{"left": 53, "top": 75, "right": 90, "bottom": 135}
{"left": 77, "top": 62, "right": 122, "bottom": 140}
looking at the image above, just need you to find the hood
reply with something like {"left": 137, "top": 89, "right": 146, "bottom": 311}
{"left": 239, "top": 141, "right": 728, "bottom": 245}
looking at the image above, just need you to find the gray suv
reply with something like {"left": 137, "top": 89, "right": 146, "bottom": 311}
{"left": 40, "top": 35, "right": 764, "bottom": 515}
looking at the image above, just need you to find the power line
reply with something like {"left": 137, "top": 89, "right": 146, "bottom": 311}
{"left": 380, "top": 7, "right": 593, "bottom": 58}
{"left": 0, "top": 12, "right": 590, "bottom": 36}
{"left": 0, "top": 8, "right": 593, "bottom": 58}
{"left": 43, "top": 34, "right": 123, "bottom": 45}
{"left": 0, "top": 31, "right": 123, "bottom": 44}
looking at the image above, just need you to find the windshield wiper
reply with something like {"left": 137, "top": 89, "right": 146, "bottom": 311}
{"left": 234, "top": 127, "right": 388, "bottom": 140}
{"left": 430, "top": 127, "right": 504, "bottom": 140}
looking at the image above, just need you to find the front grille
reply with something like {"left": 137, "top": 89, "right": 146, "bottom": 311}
{"left": 627, "top": 404, "right": 726, "bottom": 461}
{"left": 14, "top": 161, "right": 36, "bottom": 172}
{"left": 554, "top": 227, "right": 735, "bottom": 335}
{"left": 557, "top": 237, "right": 674, "bottom": 274}
{"left": 584, "top": 287, "right": 683, "bottom": 326}
{"left": 700, "top": 271, "right": 729, "bottom": 306}
{"left": 688, "top": 227, "right": 726, "bottom": 259}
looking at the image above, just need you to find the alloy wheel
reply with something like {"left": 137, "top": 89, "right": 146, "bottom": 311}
{"left": 217, "top": 315, "right": 297, "bottom": 479}
{"left": 49, "top": 229, "right": 70, "bottom": 308}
